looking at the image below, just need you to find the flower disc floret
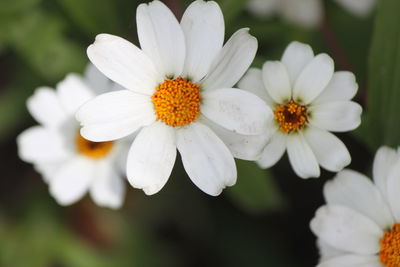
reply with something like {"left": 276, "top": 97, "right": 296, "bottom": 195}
{"left": 76, "top": 132, "right": 113, "bottom": 159}
{"left": 152, "top": 77, "right": 202, "bottom": 127}
{"left": 274, "top": 100, "right": 308, "bottom": 133}
{"left": 380, "top": 223, "right": 400, "bottom": 267}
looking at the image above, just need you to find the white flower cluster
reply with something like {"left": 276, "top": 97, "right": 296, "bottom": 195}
{"left": 21, "top": 2, "right": 400, "bottom": 265}
{"left": 17, "top": 0, "right": 363, "bottom": 209}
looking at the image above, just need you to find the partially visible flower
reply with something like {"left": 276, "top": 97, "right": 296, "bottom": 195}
{"left": 17, "top": 64, "right": 128, "bottom": 209}
{"left": 247, "top": 0, "right": 323, "bottom": 29}
{"left": 76, "top": 0, "right": 273, "bottom": 196}
{"left": 334, "top": 0, "right": 377, "bottom": 17}
{"left": 310, "top": 146, "right": 400, "bottom": 267}
{"left": 247, "top": 0, "right": 376, "bottom": 29}
{"left": 238, "top": 41, "right": 362, "bottom": 178}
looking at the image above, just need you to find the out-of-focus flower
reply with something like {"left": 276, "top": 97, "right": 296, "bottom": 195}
{"left": 334, "top": 0, "right": 377, "bottom": 17}
{"left": 247, "top": 0, "right": 376, "bottom": 29}
{"left": 17, "top": 65, "right": 128, "bottom": 209}
{"left": 238, "top": 41, "right": 362, "bottom": 178}
{"left": 310, "top": 146, "right": 400, "bottom": 267}
{"left": 76, "top": 0, "right": 273, "bottom": 196}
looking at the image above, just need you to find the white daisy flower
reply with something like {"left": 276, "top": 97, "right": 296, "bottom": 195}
{"left": 247, "top": 0, "right": 376, "bottom": 29}
{"left": 310, "top": 146, "right": 400, "bottom": 267}
{"left": 238, "top": 41, "right": 362, "bottom": 178}
{"left": 76, "top": 0, "right": 273, "bottom": 196}
{"left": 17, "top": 64, "right": 128, "bottom": 209}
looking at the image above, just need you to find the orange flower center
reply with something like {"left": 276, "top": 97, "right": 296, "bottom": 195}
{"left": 151, "top": 77, "right": 201, "bottom": 127}
{"left": 274, "top": 100, "right": 308, "bottom": 133}
{"left": 75, "top": 132, "right": 113, "bottom": 159}
{"left": 380, "top": 223, "right": 400, "bottom": 267}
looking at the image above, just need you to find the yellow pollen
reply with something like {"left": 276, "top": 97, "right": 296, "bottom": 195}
{"left": 274, "top": 100, "right": 308, "bottom": 133}
{"left": 75, "top": 132, "right": 113, "bottom": 159}
{"left": 151, "top": 77, "right": 201, "bottom": 127}
{"left": 380, "top": 223, "right": 400, "bottom": 267}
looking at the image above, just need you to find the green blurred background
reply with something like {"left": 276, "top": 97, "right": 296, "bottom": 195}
{"left": 1, "top": 0, "right": 398, "bottom": 266}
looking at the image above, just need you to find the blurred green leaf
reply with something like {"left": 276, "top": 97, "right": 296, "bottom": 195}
{"left": 57, "top": 0, "right": 121, "bottom": 36}
{"left": 218, "top": 0, "right": 247, "bottom": 23}
{"left": 7, "top": 8, "right": 86, "bottom": 82}
{"left": 0, "top": 207, "right": 108, "bottom": 267}
{"left": 0, "top": 0, "right": 41, "bottom": 15}
{"left": 0, "top": 0, "right": 42, "bottom": 52}
{"left": 363, "top": 0, "right": 400, "bottom": 149}
{"left": 0, "top": 86, "right": 30, "bottom": 142}
{"left": 326, "top": 1, "right": 373, "bottom": 83}
{"left": 226, "top": 160, "right": 285, "bottom": 214}
{"left": 0, "top": 63, "right": 43, "bottom": 142}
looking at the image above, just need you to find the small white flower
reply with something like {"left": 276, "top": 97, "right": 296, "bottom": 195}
{"left": 310, "top": 146, "right": 400, "bottom": 267}
{"left": 247, "top": 0, "right": 376, "bottom": 29}
{"left": 238, "top": 41, "right": 362, "bottom": 178}
{"left": 76, "top": 0, "right": 273, "bottom": 196}
{"left": 17, "top": 64, "right": 128, "bottom": 209}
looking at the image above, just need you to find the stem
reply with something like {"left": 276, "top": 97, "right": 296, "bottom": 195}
{"left": 320, "top": 8, "right": 367, "bottom": 106}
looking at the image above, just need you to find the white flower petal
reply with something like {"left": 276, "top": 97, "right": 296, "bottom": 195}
{"left": 304, "top": 127, "right": 351, "bottom": 172}
{"left": 203, "top": 116, "right": 269, "bottom": 161}
{"left": 317, "top": 239, "right": 347, "bottom": 262}
{"left": 201, "top": 28, "right": 257, "bottom": 90}
{"left": 137, "top": 1, "right": 185, "bottom": 78}
{"left": 324, "top": 169, "right": 394, "bottom": 229}
{"left": 127, "top": 122, "right": 176, "bottom": 195}
{"left": 202, "top": 88, "right": 272, "bottom": 135}
{"left": 334, "top": 0, "right": 376, "bottom": 17}
{"left": 310, "top": 205, "right": 383, "bottom": 254}
{"left": 84, "top": 63, "right": 113, "bottom": 95}
{"left": 281, "top": 41, "right": 314, "bottom": 84}
{"left": 34, "top": 163, "right": 62, "bottom": 184}
{"left": 181, "top": 0, "right": 224, "bottom": 82}
{"left": 293, "top": 54, "right": 334, "bottom": 104}
{"left": 318, "top": 254, "right": 381, "bottom": 267}
{"left": 385, "top": 158, "right": 400, "bottom": 222}
{"left": 90, "top": 160, "right": 125, "bottom": 209}
{"left": 26, "top": 87, "right": 67, "bottom": 127}
{"left": 177, "top": 122, "right": 236, "bottom": 196}
{"left": 262, "top": 61, "right": 292, "bottom": 103}
{"left": 372, "top": 146, "right": 398, "bottom": 196}
{"left": 281, "top": 0, "right": 323, "bottom": 29}
{"left": 17, "top": 126, "right": 71, "bottom": 163}
{"left": 76, "top": 90, "right": 155, "bottom": 142}
{"left": 57, "top": 74, "right": 95, "bottom": 114}
{"left": 247, "top": 0, "right": 279, "bottom": 17}
{"left": 237, "top": 68, "right": 274, "bottom": 107}
{"left": 257, "top": 129, "right": 286, "bottom": 168}
{"left": 113, "top": 138, "right": 132, "bottom": 174}
{"left": 309, "top": 101, "right": 362, "bottom": 132}
{"left": 87, "top": 34, "right": 161, "bottom": 95}
{"left": 314, "top": 71, "right": 358, "bottom": 104}
{"left": 286, "top": 132, "right": 320, "bottom": 178}
{"left": 49, "top": 157, "right": 94, "bottom": 206}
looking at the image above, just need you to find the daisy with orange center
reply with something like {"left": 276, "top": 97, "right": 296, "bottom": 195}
{"left": 311, "top": 146, "right": 400, "bottom": 267}
{"left": 381, "top": 224, "right": 400, "bottom": 267}
{"left": 238, "top": 41, "right": 362, "bottom": 178}
{"left": 17, "top": 64, "right": 128, "bottom": 209}
{"left": 151, "top": 77, "right": 202, "bottom": 127}
{"left": 77, "top": 0, "right": 273, "bottom": 196}
{"left": 75, "top": 133, "right": 114, "bottom": 159}
{"left": 273, "top": 100, "right": 308, "bottom": 133}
